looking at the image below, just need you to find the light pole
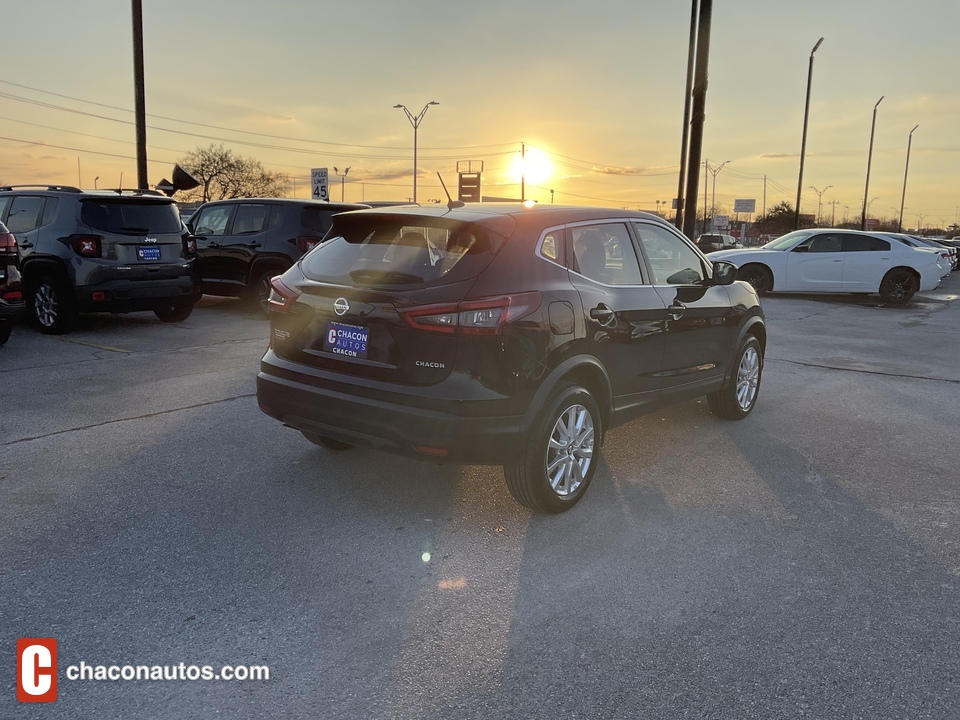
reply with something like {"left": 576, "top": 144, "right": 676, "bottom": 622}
{"left": 860, "top": 95, "right": 884, "bottom": 230}
{"left": 94, "top": 176, "right": 99, "bottom": 190}
{"left": 708, "top": 160, "right": 730, "bottom": 230}
{"left": 898, "top": 124, "right": 919, "bottom": 233}
{"left": 809, "top": 184, "right": 833, "bottom": 225}
{"left": 795, "top": 37, "right": 825, "bottom": 230}
{"left": 333, "top": 166, "right": 351, "bottom": 202}
{"left": 656, "top": 199, "right": 665, "bottom": 215}
{"left": 393, "top": 101, "right": 439, "bottom": 204}
{"left": 917, "top": 213, "right": 926, "bottom": 232}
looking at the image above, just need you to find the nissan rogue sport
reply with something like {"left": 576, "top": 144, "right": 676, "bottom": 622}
{"left": 257, "top": 203, "right": 766, "bottom": 513}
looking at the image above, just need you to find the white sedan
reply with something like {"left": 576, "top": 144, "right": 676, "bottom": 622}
{"left": 710, "top": 229, "right": 942, "bottom": 304}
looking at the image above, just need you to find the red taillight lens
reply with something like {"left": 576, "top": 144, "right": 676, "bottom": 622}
{"left": 184, "top": 236, "right": 197, "bottom": 255}
{"left": 266, "top": 276, "right": 299, "bottom": 312}
{"left": 0, "top": 232, "right": 16, "bottom": 254}
{"left": 400, "top": 292, "right": 541, "bottom": 336}
{"left": 69, "top": 234, "right": 102, "bottom": 258}
{"left": 296, "top": 236, "right": 320, "bottom": 254}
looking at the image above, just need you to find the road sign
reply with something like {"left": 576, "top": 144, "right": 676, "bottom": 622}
{"left": 713, "top": 214, "right": 730, "bottom": 230}
{"left": 311, "top": 168, "right": 329, "bottom": 201}
{"left": 734, "top": 199, "right": 756, "bottom": 214}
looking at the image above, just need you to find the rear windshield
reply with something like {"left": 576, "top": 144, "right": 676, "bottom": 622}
{"left": 301, "top": 215, "right": 506, "bottom": 286}
{"left": 80, "top": 200, "right": 182, "bottom": 234}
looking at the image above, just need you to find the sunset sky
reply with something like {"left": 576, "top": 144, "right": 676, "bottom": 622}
{"left": 1, "top": 0, "right": 958, "bottom": 229}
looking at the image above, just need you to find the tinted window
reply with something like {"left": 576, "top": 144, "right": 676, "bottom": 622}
{"left": 539, "top": 230, "right": 561, "bottom": 261}
{"left": 302, "top": 216, "right": 505, "bottom": 286}
{"left": 6, "top": 196, "right": 45, "bottom": 233}
{"left": 0, "top": 197, "right": 11, "bottom": 222}
{"left": 843, "top": 235, "right": 890, "bottom": 252}
{"left": 634, "top": 222, "right": 707, "bottom": 285}
{"left": 232, "top": 204, "right": 269, "bottom": 234}
{"left": 571, "top": 223, "right": 643, "bottom": 285}
{"left": 301, "top": 207, "right": 335, "bottom": 234}
{"left": 41, "top": 198, "right": 59, "bottom": 226}
{"left": 80, "top": 200, "right": 181, "bottom": 234}
{"left": 796, "top": 234, "right": 841, "bottom": 253}
{"left": 191, "top": 205, "right": 234, "bottom": 236}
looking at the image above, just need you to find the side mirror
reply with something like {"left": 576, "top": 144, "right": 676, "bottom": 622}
{"left": 712, "top": 260, "right": 737, "bottom": 286}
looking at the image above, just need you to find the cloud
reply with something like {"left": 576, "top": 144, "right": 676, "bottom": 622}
{"left": 590, "top": 165, "right": 678, "bottom": 176}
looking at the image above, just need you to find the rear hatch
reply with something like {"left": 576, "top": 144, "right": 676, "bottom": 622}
{"left": 78, "top": 197, "right": 187, "bottom": 274}
{"left": 271, "top": 212, "right": 511, "bottom": 386}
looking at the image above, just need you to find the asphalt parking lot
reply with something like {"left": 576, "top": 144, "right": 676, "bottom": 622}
{"left": 2, "top": 278, "right": 959, "bottom": 719}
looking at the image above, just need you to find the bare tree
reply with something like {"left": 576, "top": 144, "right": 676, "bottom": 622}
{"left": 177, "top": 144, "right": 287, "bottom": 202}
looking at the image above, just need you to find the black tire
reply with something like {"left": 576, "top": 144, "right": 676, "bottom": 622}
{"left": 153, "top": 304, "right": 194, "bottom": 323}
{"left": 29, "top": 274, "right": 78, "bottom": 335}
{"left": 707, "top": 335, "right": 763, "bottom": 420}
{"left": 0, "top": 319, "right": 11, "bottom": 346}
{"left": 738, "top": 264, "right": 773, "bottom": 295}
{"left": 249, "top": 269, "right": 283, "bottom": 316}
{"left": 504, "top": 382, "right": 602, "bottom": 514}
{"left": 301, "top": 430, "right": 353, "bottom": 450}
{"left": 879, "top": 268, "right": 918, "bottom": 304}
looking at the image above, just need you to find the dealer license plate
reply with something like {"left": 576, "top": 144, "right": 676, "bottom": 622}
{"left": 137, "top": 246, "right": 161, "bottom": 261}
{"left": 323, "top": 321, "right": 368, "bottom": 359}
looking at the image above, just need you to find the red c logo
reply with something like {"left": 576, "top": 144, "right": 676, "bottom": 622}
{"left": 17, "top": 638, "right": 58, "bottom": 703}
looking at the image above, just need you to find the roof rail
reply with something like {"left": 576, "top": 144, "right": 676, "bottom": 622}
{"left": 0, "top": 184, "right": 82, "bottom": 192}
{"left": 101, "top": 188, "right": 167, "bottom": 197}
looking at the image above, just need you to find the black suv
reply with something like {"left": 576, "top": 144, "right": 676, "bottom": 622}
{"left": 187, "top": 198, "right": 368, "bottom": 311}
{"left": 0, "top": 219, "right": 25, "bottom": 345}
{"left": 257, "top": 204, "right": 766, "bottom": 513}
{"left": 0, "top": 185, "right": 200, "bottom": 334}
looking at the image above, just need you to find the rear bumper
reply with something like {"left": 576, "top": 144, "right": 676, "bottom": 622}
{"left": 76, "top": 276, "right": 200, "bottom": 312}
{"left": 256, "top": 350, "right": 525, "bottom": 463}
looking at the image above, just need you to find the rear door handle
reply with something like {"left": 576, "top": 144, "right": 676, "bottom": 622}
{"left": 667, "top": 302, "right": 686, "bottom": 320}
{"left": 247, "top": 242, "right": 261, "bottom": 249}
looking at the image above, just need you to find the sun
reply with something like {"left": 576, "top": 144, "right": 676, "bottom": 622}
{"left": 508, "top": 147, "right": 553, "bottom": 186}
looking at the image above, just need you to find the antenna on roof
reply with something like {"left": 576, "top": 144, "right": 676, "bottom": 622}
{"left": 436, "top": 172, "right": 464, "bottom": 210}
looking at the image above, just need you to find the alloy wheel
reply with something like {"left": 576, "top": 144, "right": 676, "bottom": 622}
{"left": 736, "top": 346, "right": 761, "bottom": 411}
{"left": 544, "top": 404, "right": 595, "bottom": 497}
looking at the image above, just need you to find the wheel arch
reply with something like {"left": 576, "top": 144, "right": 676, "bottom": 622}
{"left": 739, "top": 261, "right": 775, "bottom": 291}
{"left": 520, "top": 355, "right": 613, "bottom": 441}
{"left": 247, "top": 256, "right": 292, "bottom": 288}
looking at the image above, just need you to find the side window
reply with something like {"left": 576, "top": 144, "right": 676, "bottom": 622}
{"left": 0, "top": 196, "right": 11, "bottom": 221}
{"left": 634, "top": 222, "right": 707, "bottom": 285}
{"left": 5, "top": 196, "right": 45, "bottom": 233}
{"left": 41, "top": 198, "right": 59, "bottom": 226}
{"left": 842, "top": 235, "right": 890, "bottom": 252}
{"left": 571, "top": 223, "right": 643, "bottom": 285}
{"left": 539, "top": 230, "right": 561, "bottom": 261}
{"left": 192, "top": 205, "right": 234, "bottom": 236}
{"left": 232, "top": 204, "right": 269, "bottom": 234}
{"left": 301, "top": 207, "right": 334, "bottom": 234}
{"left": 802, "top": 234, "right": 841, "bottom": 253}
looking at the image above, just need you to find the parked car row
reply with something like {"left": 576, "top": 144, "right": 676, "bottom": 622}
{"left": 708, "top": 228, "right": 948, "bottom": 303}
{"left": 0, "top": 186, "right": 371, "bottom": 335}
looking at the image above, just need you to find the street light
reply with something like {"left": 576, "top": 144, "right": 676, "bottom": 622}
{"left": 795, "top": 36, "right": 825, "bottom": 230}
{"left": 809, "top": 184, "right": 833, "bottom": 225}
{"left": 94, "top": 176, "right": 99, "bottom": 190}
{"left": 860, "top": 95, "right": 884, "bottom": 230}
{"left": 333, "top": 166, "right": 351, "bottom": 202}
{"left": 898, "top": 124, "right": 919, "bottom": 232}
{"left": 656, "top": 199, "right": 665, "bottom": 215}
{"left": 708, "top": 160, "right": 730, "bottom": 230}
{"left": 393, "top": 101, "right": 439, "bottom": 204}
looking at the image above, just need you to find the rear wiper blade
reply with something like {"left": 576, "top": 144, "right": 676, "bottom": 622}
{"left": 349, "top": 269, "right": 424, "bottom": 285}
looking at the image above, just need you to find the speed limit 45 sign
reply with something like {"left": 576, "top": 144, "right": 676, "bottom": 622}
{"left": 311, "top": 168, "right": 329, "bottom": 201}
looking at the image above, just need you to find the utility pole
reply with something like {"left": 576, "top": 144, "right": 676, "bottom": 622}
{"left": 674, "top": 0, "right": 700, "bottom": 230}
{"left": 131, "top": 0, "right": 148, "bottom": 189}
{"left": 682, "top": 0, "right": 713, "bottom": 240}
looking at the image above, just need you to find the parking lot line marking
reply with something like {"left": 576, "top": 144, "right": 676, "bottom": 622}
{"left": 54, "top": 337, "right": 135, "bottom": 354}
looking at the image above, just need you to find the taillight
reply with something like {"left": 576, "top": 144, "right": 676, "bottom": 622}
{"left": 266, "top": 276, "right": 299, "bottom": 312}
{"left": 69, "top": 234, "right": 102, "bottom": 258}
{"left": 0, "top": 232, "right": 16, "bottom": 255}
{"left": 183, "top": 235, "right": 197, "bottom": 255}
{"left": 296, "top": 236, "right": 320, "bottom": 254}
{"left": 400, "top": 292, "right": 541, "bottom": 336}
